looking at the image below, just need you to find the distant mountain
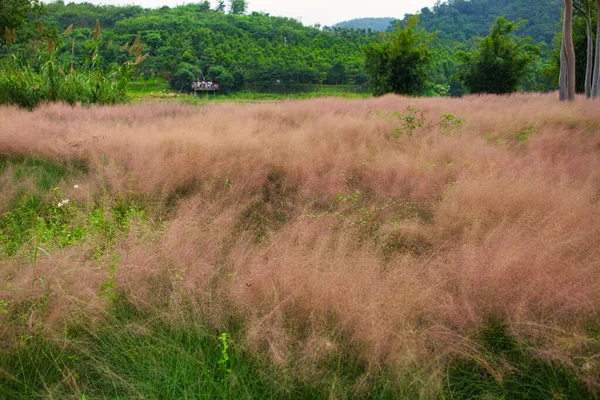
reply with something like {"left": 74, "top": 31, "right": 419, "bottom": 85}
{"left": 334, "top": 0, "right": 563, "bottom": 45}
{"left": 333, "top": 18, "right": 395, "bottom": 32}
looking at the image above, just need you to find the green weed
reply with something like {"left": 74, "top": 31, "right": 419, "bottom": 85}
{"left": 101, "top": 254, "right": 119, "bottom": 302}
{"left": 393, "top": 105, "right": 425, "bottom": 137}
{"left": 217, "top": 332, "right": 232, "bottom": 379}
{"left": 438, "top": 113, "right": 464, "bottom": 135}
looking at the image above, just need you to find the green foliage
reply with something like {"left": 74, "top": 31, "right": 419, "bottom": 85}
{"left": 334, "top": 17, "right": 395, "bottom": 32}
{"left": 207, "top": 65, "right": 234, "bottom": 92}
{"left": 0, "top": 18, "right": 147, "bottom": 109}
{"left": 406, "top": 0, "right": 563, "bottom": 45}
{"left": 457, "top": 17, "right": 541, "bottom": 94}
{"left": 0, "top": 300, "right": 7, "bottom": 313}
{"left": 228, "top": 0, "right": 247, "bottom": 15}
{"left": 0, "top": 0, "right": 44, "bottom": 34}
{"left": 29, "top": 1, "right": 377, "bottom": 94}
{"left": 101, "top": 254, "right": 119, "bottom": 301}
{"left": 363, "top": 16, "right": 432, "bottom": 96}
{"left": 217, "top": 332, "right": 232, "bottom": 378}
{"left": 0, "top": 299, "right": 409, "bottom": 398}
{"left": 171, "top": 62, "right": 202, "bottom": 92}
{"left": 0, "top": 157, "right": 147, "bottom": 257}
{"left": 392, "top": 106, "right": 425, "bottom": 137}
{"left": 438, "top": 113, "right": 464, "bottom": 135}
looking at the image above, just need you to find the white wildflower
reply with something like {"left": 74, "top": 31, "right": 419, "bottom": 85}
{"left": 57, "top": 199, "right": 70, "bottom": 208}
{"left": 74, "top": 185, "right": 79, "bottom": 190}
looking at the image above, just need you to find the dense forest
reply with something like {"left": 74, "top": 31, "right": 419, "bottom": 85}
{"left": 0, "top": 0, "right": 593, "bottom": 96}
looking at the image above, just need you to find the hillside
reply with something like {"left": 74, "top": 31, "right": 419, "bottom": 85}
{"left": 417, "top": 0, "right": 563, "bottom": 44}
{"left": 333, "top": 17, "right": 395, "bottom": 32}
{"left": 39, "top": 2, "right": 376, "bottom": 91}
{"left": 335, "top": 0, "right": 563, "bottom": 45}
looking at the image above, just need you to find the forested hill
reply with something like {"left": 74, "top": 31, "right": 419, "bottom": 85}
{"left": 334, "top": 18, "right": 394, "bottom": 32}
{"left": 417, "top": 0, "right": 563, "bottom": 44}
{"left": 39, "top": 1, "right": 376, "bottom": 91}
{"left": 336, "top": 0, "right": 563, "bottom": 45}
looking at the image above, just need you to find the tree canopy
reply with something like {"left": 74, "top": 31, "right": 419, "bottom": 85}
{"left": 458, "top": 17, "right": 540, "bottom": 94}
{"left": 363, "top": 16, "right": 432, "bottom": 96}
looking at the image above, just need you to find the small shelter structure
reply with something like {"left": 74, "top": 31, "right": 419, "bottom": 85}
{"left": 192, "top": 79, "right": 219, "bottom": 95}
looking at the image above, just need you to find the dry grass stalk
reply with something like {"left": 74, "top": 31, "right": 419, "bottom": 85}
{"left": 135, "top": 43, "right": 146, "bottom": 56}
{"left": 4, "top": 26, "right": 10, "bottom": 45}
{"left": 63, "top": 24, "right": 73, "bottom": 37}
{"left": 134, "top": 53, "right": 148, "bottom": 65}
{"left": 93, "top": 19, "right": 100, "bottom": 40}
{"left": 129, "top": 34, "right": 141, "bottom": 56}
{"left": 47, "top": 38, "right": 55, "bottom": 54}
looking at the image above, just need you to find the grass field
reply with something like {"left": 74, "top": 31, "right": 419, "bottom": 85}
{"left": 1, "top": 94, "right": 600, "bottom": 399}
{"left": 128, "top": 77, "right": 370, "bottom": 103}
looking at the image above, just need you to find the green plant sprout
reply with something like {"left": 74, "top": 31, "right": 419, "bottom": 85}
{"left": 217, "top": 332, "right": 232, "bottom": 378}
{"left": 0, "top": 300, "right": 8, "bottom": 314}
{"left": 438, "top": 113, "right": 464, "bottom": 135}
{"left": 393, "top": 105, "right": 425, "bottom": 137}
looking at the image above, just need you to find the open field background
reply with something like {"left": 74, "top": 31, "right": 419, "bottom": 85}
{"left": 127, "top": 77, "right": 370, "bottom": 104}
{"left": 1, "top": 94, "right": 600, "bottom": 398}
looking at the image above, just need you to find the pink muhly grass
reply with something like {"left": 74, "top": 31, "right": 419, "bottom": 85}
{"left": 1, "top": 93, "right": 600, "bottom": 387}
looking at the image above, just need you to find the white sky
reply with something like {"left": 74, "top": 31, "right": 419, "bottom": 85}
{"left": 59, "top": 0, "right": 439, "bottom": 27}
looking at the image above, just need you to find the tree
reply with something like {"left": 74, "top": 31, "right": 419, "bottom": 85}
{"left": 573, "top": 0, "right": 594, "bottom": 98}
{"left": 593, "top": 0, "right": 600, "bottom": 97}
{"left": 198, "top": 1, "right": 211, "bottom": 13}
{"left": 0, "top": 0, "right": 43, "bottom": 45}
{"left": 229, "top": 0, "right": 247, "bottom": 15}
{"left": 362, "top": 16, "right": 432, "bottom": 96}
{"left": 561, "top": 0, "right": 577, "bottom": 101}
{"left": 458, "top": 17, "right": 540, "bottom": 94}
{"left": 207, "top": 65, "right": 234, "bottom": 92}
{"left": 216, "top": 1, "right": 226, "bottom": 13}
{"left": 171, "top": 62, "right": 202, "bottom": 92}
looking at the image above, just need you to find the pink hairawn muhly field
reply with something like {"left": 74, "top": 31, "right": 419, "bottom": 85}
{"left": 1, "top": 93, "right": 600, "bottom": 393}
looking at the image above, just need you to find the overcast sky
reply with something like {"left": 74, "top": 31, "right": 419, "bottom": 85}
{"left": 60, "top": 0, "right": 439, "bottom": 27}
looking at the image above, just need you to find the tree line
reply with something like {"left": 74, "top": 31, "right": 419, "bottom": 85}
{"left": 1, "top": 0, "right": 598, "bottom": 102}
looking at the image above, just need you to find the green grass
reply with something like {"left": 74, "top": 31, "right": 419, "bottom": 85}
{"left": 2, "top": 306, "right": 594, "bottom": 399}
{"left": 127, "top": 78, "right": 371, "bottom": 103}
{"left": 127, "top": 77, "right": 171, "bottom": 95}
{"left": 0, "top": 296, "right": 407, "bottom": 399}
{"left": 444, "top": 321, "right": 594, "bottom": 400}
{"left": 0, "top": 156, "right": 145, "bottom": 257}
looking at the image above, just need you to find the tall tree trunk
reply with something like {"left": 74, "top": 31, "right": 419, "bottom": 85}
{"left": 562, "top": 0, "right": 577, "bottom": 101}
{"left": 592, "top": 0, "right": 600, "bottom": 98}
{"left": 574, "top": 0, "right": 594, "bottom": 98}
{"left": 560, "top": 39, "right": 568, "bottom": 101}
{"left": 584, "top": 7, "right": 593, "bottom": 98}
